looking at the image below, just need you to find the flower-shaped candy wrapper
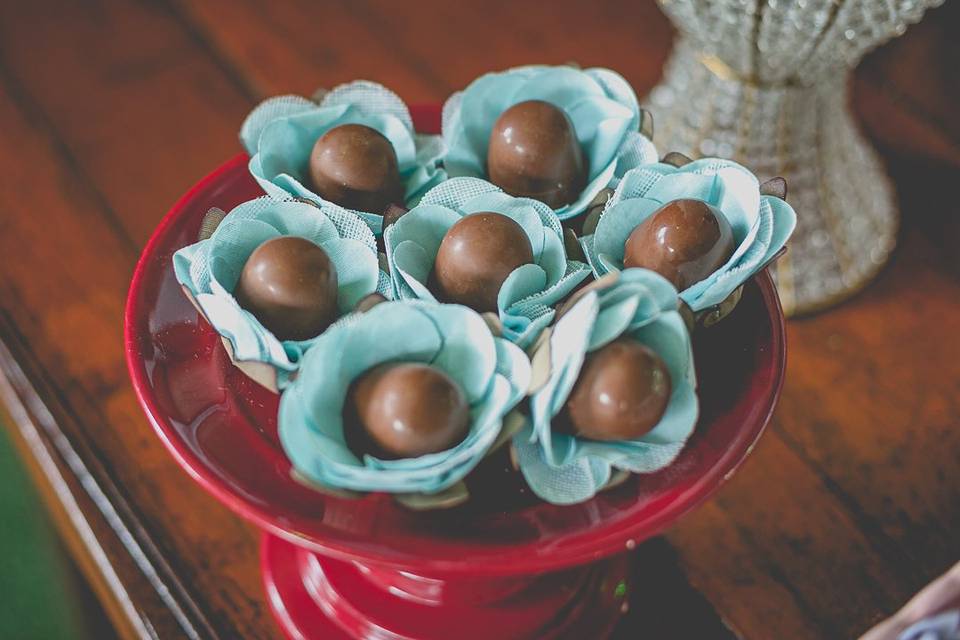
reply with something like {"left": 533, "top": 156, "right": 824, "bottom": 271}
{"left": 241, "top": 80, "right": 446, "bottom": 234}
{"left": 173, "top": 197, "right": 383, "bottom": 392}
{"left": 279, "top": 300, "right": 531, "bottom": 509}
{"left": 513, "top": 268, "right": 698, "bottom": 505}
{"left": 442, "top": 65, "right": 658, "bottom": 220}
{"left": 582, "top": 158, "right": 796, "bottom": 320}
{"left": 384, "top": 177, "right": 592, "bottom": 348}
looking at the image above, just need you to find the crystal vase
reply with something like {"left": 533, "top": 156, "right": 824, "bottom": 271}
{"left": 645, "top": 0, "right": 942, "bottom": 315}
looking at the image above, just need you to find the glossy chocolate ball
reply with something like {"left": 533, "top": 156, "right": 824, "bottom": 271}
{"left": 433, "top": 212, "right": 534, "bottom": 312}
{"left": 623, "top": 199, "right": 735, "bottom": 290}
{"left": 486, "top": 100, "right": 587, "bottom": 209}
{"left": 347, "top": 363, "right": 470, "bottom": 459}
{"left": 234, "top": 236, "right": 338, "bottom": 341}
{"left": 309, "top": 123, "right": 404, "bottom": 213}
{"left": 565, "top": 338, "right": 671, "bottom": 441}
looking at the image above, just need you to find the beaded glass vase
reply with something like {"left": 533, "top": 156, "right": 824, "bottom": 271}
{"left": 645, "top": 0, "right": 942, "bottom": 315}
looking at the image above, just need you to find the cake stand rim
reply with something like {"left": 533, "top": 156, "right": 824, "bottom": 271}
{"left": 125, "top": 107, "right": 786, "bottom": 576}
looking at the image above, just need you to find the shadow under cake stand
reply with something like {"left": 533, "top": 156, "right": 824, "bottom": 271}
{"left": 125, "top": 106, "right": 787, "bottom": 640}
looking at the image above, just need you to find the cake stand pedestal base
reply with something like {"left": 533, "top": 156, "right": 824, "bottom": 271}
{"left": 261, "top": 533, "right": 631, "bottom": 640}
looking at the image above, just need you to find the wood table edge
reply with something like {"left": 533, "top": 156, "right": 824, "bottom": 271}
{"left": 0, "top": 329, "right": 220, "bottom": 640}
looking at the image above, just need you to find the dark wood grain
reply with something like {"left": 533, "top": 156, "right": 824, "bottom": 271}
{"left": 0, "top": 1, "right": 957, "bottom": 639}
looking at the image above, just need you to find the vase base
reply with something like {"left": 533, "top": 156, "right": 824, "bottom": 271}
{"left": 645, "top": 38, "right": 899, "bottom": 316}
{"left": 261, "top": 533, "right": 631, "bottom": 640}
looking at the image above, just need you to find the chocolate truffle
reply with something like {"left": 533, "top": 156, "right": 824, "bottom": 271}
{"left": 486, "top": 100, "right": 587, "bottom": 209}
{"left": 565, "top": 338, "right": 671, "bottom": 441}
{"left": 433, "top": 212, "right": 534, "bottom": 312}
{"left": 234, "top": 236, "right": 338, "bottom": 341}
{"left": 347, "top": 362, "right": 470, "bottom": 459}
{"left": 309, "top": 123, "right": 404, "bottom": 213}
{"left": 623, "top": 199, "right": 735, "bottom": 291}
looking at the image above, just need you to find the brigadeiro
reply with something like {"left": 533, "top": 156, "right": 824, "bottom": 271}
{"left": 623, "top": 199, "right": 735, "bottom": 291}
{"left": 486, "top": 100, "right": 587, "bottom": 209}
{"left": 345, "top": 362, "right": 470, "bottom": 459}
{"left": 563, "top": 338, "right": 672, "bottom": 441}
{"left": 309, "top": 123, "right": 404, "bottom": 214}
{"left": 432, "top": 211, "right": 535, "bottom": 312}
{"left": 234, "top": 236, "right": 339, "bottom": 341}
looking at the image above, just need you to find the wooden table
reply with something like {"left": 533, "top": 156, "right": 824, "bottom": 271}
{"left": 1, "top": 1, "right": 957, "bottom": 638}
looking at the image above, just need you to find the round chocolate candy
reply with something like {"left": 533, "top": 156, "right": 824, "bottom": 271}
{"left": 309, "top": 123, "right": 404, "bottom": 213}
{"left": 486, "top": 100, "right": 587, "bottom": 209}
{"left": 234, "top": 236, "right": 339, "bottom": 341}
{"left": 565, "top": 338, "right": 672, "bottom": 441}
{"left": 623, "top": 199, "right": 735, "bottom": 291}
{"left": 432, "top": 212, "right": 534, "bottom": 312}
{"left": 347, "top": 362, "right": 470, "bottom": 459}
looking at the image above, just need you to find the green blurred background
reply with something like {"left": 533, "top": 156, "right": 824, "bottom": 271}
{"left": 0, "top": 427, "right": 114, "bottom": 639}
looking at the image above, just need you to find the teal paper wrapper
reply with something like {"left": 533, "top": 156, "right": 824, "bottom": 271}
{"left": 241, "top": 80, "right": 446, "bottom": 234}
{"left": 384, "top": 177, "right": 592, "bottom": 348}
{"left": 442, "top": 65, "right": 658, "bottom": 219}
{"left": 173, "top": 197, "right": 383, "bottom": 387}
{"left": 513, "top": 268, "right": 699, "bottom": 505}
{"left": 581, "top": 158, "right": 797, "bottom": 311}
{"left": 278, "top": 301, "right": 531, "bottom": 495}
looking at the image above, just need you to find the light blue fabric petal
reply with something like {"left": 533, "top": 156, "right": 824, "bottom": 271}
{"left": 442, "top": 123, "right": 485, "bottom": 178}
{"left": 633, "top": 312, "right": 695, "bottom": 386}
{"left": 277, "top": 301, "right": 530, "bottom": 495}
{"left": 553, "top": 160, "right": 618, "bottom": 221}
{"left": 527, "top": 292, "right": 598, "bottom": 459}
{"left": 384, "top": 202, "right": 460, "bottom": 298}
{"left": 762, "top": 195, "right": 797, "bottom": 264}
{"left": 591, "top": 196, "right": 663, "bottom": 269}
{"left": 383, "top": 178, "right": 590, "bottom": 347}
{"left": 418, "top": 176, "right": 501, "bottom": 209}
{"left": 586, "top": 440, "right": 685, "bottom": 474}
{"left": 243, "top": 82, "right": 445, "bottom": 235}
{"left": 418, "top": 302, "right": 497, "bottom": 403}
{"left": 514, "top": 429, "right": 612, "bottom": 505}
{"left": 324, "top": 239, "right": 381, "bottom": 311}
{"left": 172, "top": 242, "right": 204, "bottom": 292}
{"left": 458, "top": 71, "right": 533, "bottom": 161}
{"left": 321, "top": 79, "right": 415, "bottom": 132}
{"left": 613, "top": 131, "right": 660, "bottom": 179}
{"left": 566, "top": 96, "right": 635, "bottom": 176}
{"left": 497, "top": 264, "right": 548, "bottom": 311}
{"left": 443, "top": 65, "right": 652, "bottom": 220}
{"left": 207, "top": 219, "right": 281, "bottom": 291}
{"left": 510, "top": 66, "right": 606, "bottom": 107}
{"left": 240, "top": 94, "right": 318, "bottom": 155}
{"left": 615, "top": 269, "right": 681, "bottom": 322}
{"left": 194, "top": 292, "right": 291, "bottom": 369}
{"left": 536, "top": 224, "right": 569, "bottom": 285}
{"left": 284, "top": 303, "right": 444, "bottom": 455}
{"left": 386, "top": 203, "right": 461, "bottom": 254}
{"left": 585, "top": 68, "right": 640, "bottom": 127}
{"left": 641, "top": 379, "right": 699, "bottom": 446}
{"left": 259, "top": 110, "right": 413, "bottom": 186}
{"left": 586, "top": 159, "right": 797, "bottom": 312}
{"left": 391, "top": 241, "right": 435, "bottom": 294}
{"left": 396, "top": 261, "right": 438, "bottom": 302}
{"left": 225, "top": 200, "right": 341, "bottom": 244}
{"left": 587, "top": 296, "right": 641, "bottom": 351}
{"left": 459, "top": 193, "right": 546, "bottom": 257}
{"left": 642, "top": 172, "right": 716, "bottom": 205}
{"left": 494, "top": 337, "right": 533, "bottom": 403}
{"left": 515, "top": 269, "right": 699, "bottom": 505}
{"left": 498, "top": 307, "right": 550, "bottom": 350}
{"left": 172, "top": 196, "right": 381, "bottom": 386}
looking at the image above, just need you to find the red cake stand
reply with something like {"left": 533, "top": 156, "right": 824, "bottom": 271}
{"left": 125, "top": 105, "right": 786, "bottom": 640}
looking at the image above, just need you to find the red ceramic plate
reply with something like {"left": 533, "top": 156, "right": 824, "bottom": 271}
{"left": 125, "top": 105, "right": 785, "bottom": 577}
